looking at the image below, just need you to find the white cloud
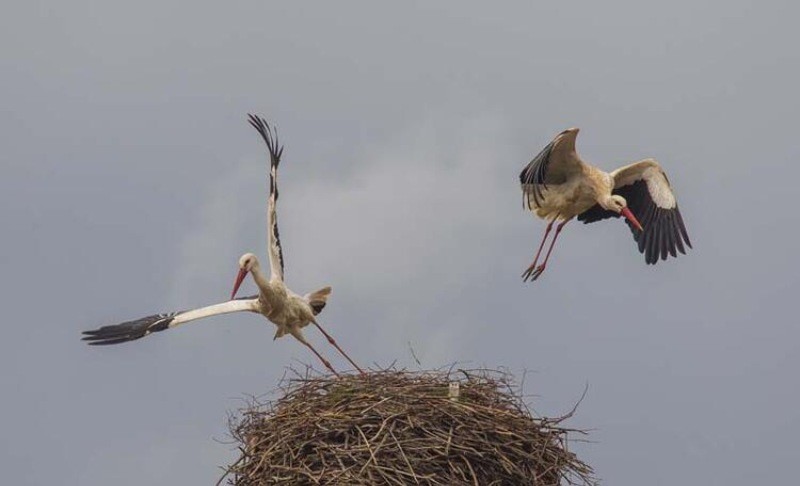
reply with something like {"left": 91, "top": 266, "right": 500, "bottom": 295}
{"left": 285, "top": 114, "right": 517, "bottom": 365}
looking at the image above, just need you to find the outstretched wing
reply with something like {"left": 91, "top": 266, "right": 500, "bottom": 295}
{"left": 248, "top": 114, "right": 285, "bottom": 281}
{"left": 578, "top": 158, "right": 692, "bottom": 264}
{"left": 82, "top": 297, "right": 259, "bottom": 345}
{"left": 519, "top": 128, "right": 584, "bottom": 209}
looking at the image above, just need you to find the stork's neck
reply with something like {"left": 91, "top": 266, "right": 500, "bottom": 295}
{"left": 597, "top": 194, "right": 616, "bottom": 211}
{"left": 595, "top": 172, "right": 617, "bottom": 210}
{"left": 248, "top": 261, "right": 272, "bottom": 294}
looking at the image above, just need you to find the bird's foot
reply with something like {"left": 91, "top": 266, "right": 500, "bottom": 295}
{"left": 522, "top": 264, "right": 546, "bottom": 282}
{"left": 521, "top": 263, "right": 537, "bottom": 281}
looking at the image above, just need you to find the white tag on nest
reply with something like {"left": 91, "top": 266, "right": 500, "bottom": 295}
{"left": 448, "top": 382, "right": 460, "bottom": 401}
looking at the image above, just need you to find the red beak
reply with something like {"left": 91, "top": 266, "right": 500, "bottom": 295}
{"left": 231, "top": 268, "right": 249, "bottom": 300}
{"left": 621, "top": 207, "right": 644, "bottom": 232}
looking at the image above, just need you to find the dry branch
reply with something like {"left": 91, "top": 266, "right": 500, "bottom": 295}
{"left": 223, "top": 368, "right": 594, "bottom": 485}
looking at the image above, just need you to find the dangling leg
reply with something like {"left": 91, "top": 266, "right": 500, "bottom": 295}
{"left": 522, "top": 216, "right": 556, "bottom": 281}
{"left": 289, "top": 328, "right": 340, "bottom": 377}
{"left": 311, "top": 319, "right": 365, "bottom": 374}
{"left": 527, "top": 218, "right": 571, "bottom": 281}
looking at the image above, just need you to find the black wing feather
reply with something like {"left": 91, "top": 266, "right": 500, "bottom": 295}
{"left": 247, "top": 113, "right": 286, "bottom": 278}
{"left": 578, "top": 179, "right": 692, "bottom": 264}
{"left": 673, "top": 212, "right": 686, "bottom": 255}
{"left": 82, "top": 312, "right": 180, "bottom": 345}
{"left": 666, "top": 212, "right": 678, "bottom": 258}
{"left": 576, "top": 204, "right": 617, "bottom": 224}
{"left": 247, "top": 114, "right": 283, "bottom": 169}
{"left": 519, "top": 141, "right": 555, "bottom": 209}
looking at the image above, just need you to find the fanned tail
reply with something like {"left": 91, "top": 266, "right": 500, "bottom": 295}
{"left": 305, "top": 286, "right": 332, "bottom": 315}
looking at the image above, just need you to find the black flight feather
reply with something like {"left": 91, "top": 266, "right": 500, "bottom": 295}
{"left": 577, "top": 179, "right": 691, "bottom": 264}
{"left": 519, "top": 141, "right": 555, "bottom": 209}
{"left": 82, "top": 312, "right": 180, "bottom": 345}
{"left": 247, "top": 113, "right": 286, "bottom": 277}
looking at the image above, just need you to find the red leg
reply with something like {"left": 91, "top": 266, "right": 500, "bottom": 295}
{"left": 527, "top": 219, "right": 570, "bottom": 281}
{"left": 302, "top": 340, "right": 340, "bottom": 377}
{"left": 522, "top": 218, "right": 554, "bottom": 281}
{"left": 312, "top": 321, "right": 365, "bottom": 374}
{"left": 291, "top": 329, "right": 340, "bottom": 377}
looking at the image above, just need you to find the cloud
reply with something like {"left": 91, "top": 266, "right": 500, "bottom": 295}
{"left": 285, "top": 113, "right": 519, "bottom": 365}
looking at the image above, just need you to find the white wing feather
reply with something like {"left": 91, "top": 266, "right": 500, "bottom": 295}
{"left": 611, "top": 158, "right": 677, "bottom": 209}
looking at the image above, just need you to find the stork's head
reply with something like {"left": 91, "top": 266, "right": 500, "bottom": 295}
{"left": 231, "top": 253, "right": 259, "bottom": 299}
{"left": 600, "top": 195, "right": 644, "bottom": 232}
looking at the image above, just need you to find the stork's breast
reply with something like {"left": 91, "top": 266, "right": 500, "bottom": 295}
{"left": 534, "top": 181, "right": 598, "bottom": 218}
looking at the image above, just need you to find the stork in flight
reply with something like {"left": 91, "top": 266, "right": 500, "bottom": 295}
{"left": 83, "top": 114, "right": 364, "bottom": 376}
{"left": 519, "top": 128, "right": 691, "bottom": 281}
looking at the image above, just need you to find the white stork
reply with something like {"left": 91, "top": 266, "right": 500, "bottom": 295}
{"left": 519, "top": 128, "right": 691, "bottom": 281}
{"left": 83, "top": 114, "right": 363, "bottom": 377}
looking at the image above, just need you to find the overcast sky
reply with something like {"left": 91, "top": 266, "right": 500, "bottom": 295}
{"left": 2, "top": 1, "right": 798, "bottom": 484}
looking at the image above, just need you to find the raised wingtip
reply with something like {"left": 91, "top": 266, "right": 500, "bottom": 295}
{"left": 247, "top": 113, "right": 283, "bottom": 165}
{"left": 555, "top": 127, "right": 580, "bottom": 149}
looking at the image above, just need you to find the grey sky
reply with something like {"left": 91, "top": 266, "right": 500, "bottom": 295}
{"left": 2, "top": 1, "right": 798, "bottom": 484}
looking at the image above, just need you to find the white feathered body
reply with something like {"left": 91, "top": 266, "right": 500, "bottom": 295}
{"left": 525, "top": 165, "right": 614, "bottom": 220}
{"left": 257, "top": 280, "right": 317, "bottom": 338}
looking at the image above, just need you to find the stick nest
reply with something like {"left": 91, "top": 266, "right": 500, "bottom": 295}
{"left": 223, "top": 368, "right": 594, "bottom": 485}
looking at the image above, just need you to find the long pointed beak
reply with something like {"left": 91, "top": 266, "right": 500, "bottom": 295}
{"left": 621, "top": 207, "right": 644, "bottom": 232}
{"left": 231, "top": 268, "right": 249, "bottom": 300}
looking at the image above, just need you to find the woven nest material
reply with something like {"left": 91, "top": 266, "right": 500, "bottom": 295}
{"left": 222, "top": 368, "right": 594, "bottom": 485}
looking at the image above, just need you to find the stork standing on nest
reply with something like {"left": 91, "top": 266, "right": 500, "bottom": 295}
{"left": 519, "top": 128, "right": 691, "bottom": 281}
{"left": 83, "top": 115, "right": 363, "bottom": 377}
